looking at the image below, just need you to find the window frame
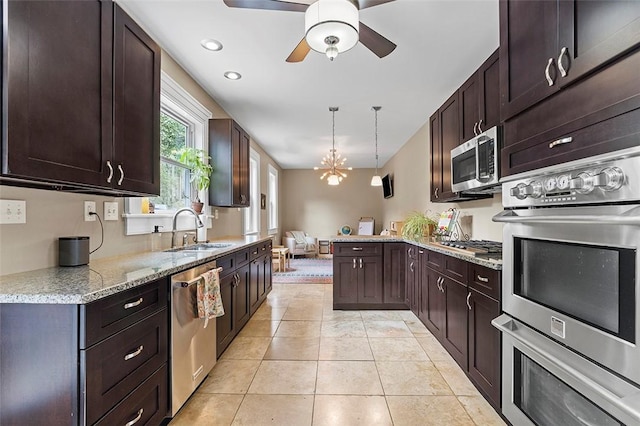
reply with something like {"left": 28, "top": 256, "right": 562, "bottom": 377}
{"left": 243, "top": 148, "right": 261, "bottom": 236}
{"left": 268, "top": 164, "right": 278, "bottom": 235}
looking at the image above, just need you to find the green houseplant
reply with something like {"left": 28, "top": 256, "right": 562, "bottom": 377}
{"left": 402, "top": 210, "right": 438, "bottom": 240}
{"left": 176, "top": 147, "right": 213, "bottom": 213}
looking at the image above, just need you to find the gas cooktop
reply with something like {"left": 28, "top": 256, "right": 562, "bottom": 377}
{"left": 438, "top": 240, "right": 503, "bottom": 257}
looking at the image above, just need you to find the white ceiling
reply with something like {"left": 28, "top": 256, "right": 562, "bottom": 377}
{"left": 119, "top": 0, "right": 499, "bottom": 169}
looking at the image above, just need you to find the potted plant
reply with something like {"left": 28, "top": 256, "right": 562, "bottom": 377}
{"left": 402, "top": 210, "right": 438, "bottom": 240}
{"left": 176, "top": 147, "right": 213, "bottom": 213}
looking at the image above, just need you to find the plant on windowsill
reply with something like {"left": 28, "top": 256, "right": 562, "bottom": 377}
{"left": 402, "top": 210, "right": 438, "bottom": 241}
{"left": 175, "top": 147, "right": 213, "bottom": 214}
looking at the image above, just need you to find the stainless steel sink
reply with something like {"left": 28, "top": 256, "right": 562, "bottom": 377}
{"left": 166, "top": 242, "right": 234, "bottom": 252}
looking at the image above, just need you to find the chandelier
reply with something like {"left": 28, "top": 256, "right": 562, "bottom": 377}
{"left": 314, "top": 107, "right": 352, "bottom": 185}
{"left": 370, "top": 106, "right": 382, "bottom": 186}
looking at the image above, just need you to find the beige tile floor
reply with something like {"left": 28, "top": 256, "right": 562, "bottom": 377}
{"left": 170, "top": 283, "right": 506, "bottom": 426}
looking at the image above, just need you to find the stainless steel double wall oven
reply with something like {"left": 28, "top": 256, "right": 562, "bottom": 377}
{"left": 493, "top": 147, "right": 640, "bottom": 425}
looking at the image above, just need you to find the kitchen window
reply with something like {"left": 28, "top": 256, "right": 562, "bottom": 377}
{"left": 244, "top": 148, "right": 260, "bottom": 235}
{"left": 123, "top": 72, "right": 212, "bottom": 235}
{"left": 268, "top": 164, "right": 278, "bottom": 234}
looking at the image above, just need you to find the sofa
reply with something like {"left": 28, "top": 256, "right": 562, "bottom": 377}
{"left": 283, "top": 231, "right": 317, "bottom": 258}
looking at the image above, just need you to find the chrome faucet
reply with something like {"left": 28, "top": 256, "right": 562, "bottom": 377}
{"left": 171, "top": 208, "right": 204, "bottom": 248}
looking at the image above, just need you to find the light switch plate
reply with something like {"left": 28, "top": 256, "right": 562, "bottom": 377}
{"left": 0, "top": 200, "right": 26, "bottom": 224}
{"left": 104, "top": 201, "right": 118, "bottom": 221}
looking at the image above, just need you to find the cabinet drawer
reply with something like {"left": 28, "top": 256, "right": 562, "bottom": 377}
{"left": 82, "top": 308, "right": 168, "bottom": 424}
{"left": 235, "top": 248, "right": 251, "bottom": 266}
{"left": 251, "top": 241, "right": 272, "bottom": 260}
{"left": 443, "top": 255, "right": 467, "bottom": 283}
{"left": 94, "top": 364, "right": 168, "bottom": 426}
{"left": 425, "top": 250, "right": 444, "bottom": 271}
{"left": 81, "top": 278, "right": 168, "bottom": 348}
{"left": 468, "top": 264, "right": 501, "bottom": 301}
{"left": 334, "top": 243, "right": 382, "bottom": 257}
{"left": 216, "top": 254, "right": 236, "bottom": 277}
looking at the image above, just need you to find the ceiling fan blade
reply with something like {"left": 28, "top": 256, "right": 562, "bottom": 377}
{"left": 223, "top": 0, "right": 307, "bottom": 12}
{"left": 286, "top": 37, "right": 311, "bottom": 62}
{"left": 359, "top": 22, "right": 396, "bottom": 58}
{"left": 357, "top": 0, "right": 395, "bottom": 10}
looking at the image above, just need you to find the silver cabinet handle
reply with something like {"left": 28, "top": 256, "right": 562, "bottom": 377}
{"left": 192, "top": 364, "right": 204, "bottom": 381}
{"left": 407, "top": 247, "right": 412, "bottom": 256}
{"left": 434, "top": 187, "right": 439, "bottom": 199}
{"left": 124, "top": 345, "right": 144, "bottom": 361}
{"left": 359, "top": 258, "right": 363, "bottom": 269}
{"left": 473, "top": 122, "right": 478, "bottom": 136}
{"left": 545, "top": 58, "right": 555, "bottom": 86}
{"left": 352, "top": 247, "right": 363, "bottom": 251}
{"left": 466, "top": 292, "right": 472, "bottom": 311}
{"left": 549, "top": 136, "right": 573, "bottom": 148}
{"left": 477, "top": 275, "right": 489, "bottom": 283}
{"left": 125, "top": 408, "right": 144, "bottom": 426}
{"left": 558, "top": 47, "right": 568, "bottom": 77}
{"left": 419, "top": 250, "right": 424, "bottom": 254}
{"left": 123, "top": 297, "right": 143, "bottom": 310}
{"left": 106, "top": 161, "right": 114, "bottom": 183}
{"left": 477, "top": 119, "right": 483, "bottom": 133}
{"left": 410, "top": 262, "right": 414, "bottom": 272}
{"left": 117, "top": 164, "right": 124, "bottom": 185}
{"left": 353, "top": 258, "right": 357, "bottom": 269}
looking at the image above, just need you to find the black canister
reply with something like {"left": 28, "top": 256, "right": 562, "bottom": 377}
{"left": 59, "top": 236, "right": 90, "bottom": 266}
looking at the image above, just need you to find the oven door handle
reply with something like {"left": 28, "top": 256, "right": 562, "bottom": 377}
{"left": 492, "top": 314, "right": 640, "bottom": 423}
{"left": 492, "top": 207, "right": 640, "bottom": 225}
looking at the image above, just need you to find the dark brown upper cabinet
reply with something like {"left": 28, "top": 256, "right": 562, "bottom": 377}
{"left": 431, "top": 51, "right": 498, "bottom": 203}
{"left": 459, "top": 49, "right": 500, "bottom": 142}
{"left": 500, "top": 0, "right": 640, "bottom": 121}
{"left": 209, "top": 119, "right": 250, "bottom": 208}
{"left": 2, "top": 1, "right": 160, "bottom": 196}
{"left": 500, "top": 0, "right": 640, "bottom": 177}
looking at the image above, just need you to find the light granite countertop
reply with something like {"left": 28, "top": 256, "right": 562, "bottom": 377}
{"left": 0, "top": 235, "right": 272, "bottom": 305}
{"left": 332, "top": 235, "right": 503, "bottom": 271}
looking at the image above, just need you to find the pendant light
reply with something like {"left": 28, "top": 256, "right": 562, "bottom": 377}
{"left": 314, "top": 107, "right": 352, "bottom": 185}
{"left": 370, "top": 106, "right": 383, "bottom": 186}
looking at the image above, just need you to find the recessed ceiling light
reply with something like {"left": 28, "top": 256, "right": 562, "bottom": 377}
{"left": 200, "top": 39, "right": 223, "bottom": 51}
{"left": 224, "top": 71, "right": 242, "bottom": 80}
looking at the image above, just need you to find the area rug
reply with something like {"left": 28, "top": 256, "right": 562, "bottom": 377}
{"left": 273, "top": 257, "right": 333, "bottom": 284}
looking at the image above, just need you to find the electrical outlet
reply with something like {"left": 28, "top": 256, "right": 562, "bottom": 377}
{"left": 84, "top": 201, "right": 96, "bottom": 222}
{"left": 104, "top": 201, "right": 118, "bottom": 221}
{"left": 0, "top": 200, "right": 27, "bottom": 224}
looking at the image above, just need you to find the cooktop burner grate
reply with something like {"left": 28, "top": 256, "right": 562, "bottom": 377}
{"left": 439, "top": 240, "right": 503, "bottom": 255}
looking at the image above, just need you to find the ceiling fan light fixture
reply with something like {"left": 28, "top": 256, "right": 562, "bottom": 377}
{"left": 305, "top": 0, "right": 359, "bottom": 58}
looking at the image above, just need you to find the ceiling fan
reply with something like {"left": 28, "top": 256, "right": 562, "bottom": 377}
{"left": 223, "top": 0, "right": 397, "bottom": 62}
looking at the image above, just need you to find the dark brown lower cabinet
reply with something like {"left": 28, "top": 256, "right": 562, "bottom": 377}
{"left": 425, "top": 267, "right": 446, "bottom": 337}
{"left": 442, "top": 277, "right": 469, "bottom": 368}
{"left": 468, "top": 288, "right": 501, "bottom": 409}
{"left": 333, "top": 243, "right": 385, "bottom": 309}
{"left": 383, "top": 243, "right": 406, "bottom": 305}
{"left": 217, "top": 263, "right": 251, "bottom": 358}
{"left": 0, "top": 278, "right": 169, "bottom": 425}
{"left": 409, "top": 248, "right": 502, "bottom": 411}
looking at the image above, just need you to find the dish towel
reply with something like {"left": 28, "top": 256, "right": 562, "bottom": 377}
{"left": 196, "top": 267, "right": 225, "bottom": 328}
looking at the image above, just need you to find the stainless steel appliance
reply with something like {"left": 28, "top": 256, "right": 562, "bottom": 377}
{"left": 170, "top": 260, "right": 218, "bottom": 416}
{"left": 493, "top": 314, "right": 640, "bottom": 425}
{"left": 493, "top": 146, "right": 640, "bottom": 425}
{"left": 451, "top": 126, "right": 501, "bottom": 193}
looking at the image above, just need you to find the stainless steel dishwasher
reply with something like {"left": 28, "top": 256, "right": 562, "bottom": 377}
{"left": 170, "top": 259, "right": 218, "bottom": 416}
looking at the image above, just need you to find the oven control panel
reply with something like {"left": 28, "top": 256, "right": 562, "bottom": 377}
{"left": 502, "top": 148, "right": 640, "bottom": 208}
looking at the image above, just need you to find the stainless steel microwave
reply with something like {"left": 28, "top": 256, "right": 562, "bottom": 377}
{"left": 451, "top": 126, "right": 501, "bottom": 193}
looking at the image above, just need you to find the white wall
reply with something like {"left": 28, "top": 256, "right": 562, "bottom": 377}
{"left": 281, "top": 168, "right": 384, "bottom": 240}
